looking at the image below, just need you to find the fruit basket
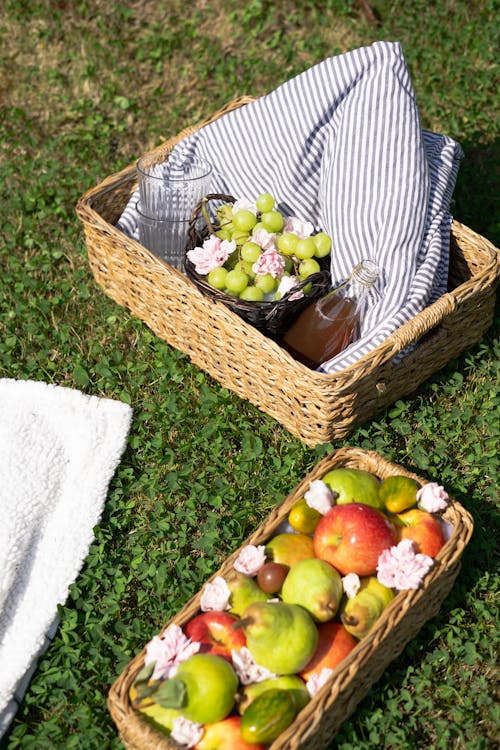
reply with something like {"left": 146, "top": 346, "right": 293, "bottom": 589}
{"left": 183, "top": 193, "right": 331, "bottom": 337}
{"left": 107, "top": 447, "right": 474, "bottom": 750}
{"left": 76, "top": 96, "right": 500, "bottom": 447}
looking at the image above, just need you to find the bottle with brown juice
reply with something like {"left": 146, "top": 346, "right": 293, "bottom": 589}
{"left": 281, "top": 260, "right": 380, "bottom": 369}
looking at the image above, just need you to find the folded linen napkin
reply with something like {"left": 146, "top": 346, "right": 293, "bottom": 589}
{"left": 0, "top": 379, "right": 132, "bottom": 738}
{"left": 118, "top": 41, "right": 462, "bottom": 372}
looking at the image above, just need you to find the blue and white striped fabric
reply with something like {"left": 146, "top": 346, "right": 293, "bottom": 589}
{"left": 118, "top": 41, "right": 462, "bottom": 373}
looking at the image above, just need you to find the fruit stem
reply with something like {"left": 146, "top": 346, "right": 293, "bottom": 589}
{"left": 232, "top": 616, "right": 253, "bottom": 631}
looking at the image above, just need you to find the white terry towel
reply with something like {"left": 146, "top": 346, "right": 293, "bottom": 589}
{"left": 118, "top": 41, "right": 463, "bottom": 372}
{"left": 0, "top": 379, "right": 132, "bottom": 738}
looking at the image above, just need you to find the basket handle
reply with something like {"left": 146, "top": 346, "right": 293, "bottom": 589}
{"left": 386, "top": 292, "right": 457, "bottom": 356}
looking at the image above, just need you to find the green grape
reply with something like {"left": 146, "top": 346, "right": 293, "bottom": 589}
{"left": 252, "top": 221, "right": 265, "bottom": 234}
{"left": 255, "top": 273, "right": 277, "bottom": 294}
{"left": 207, "top": 266, "right": 229, "bottom": 289}
{"left": 234, "top": 260, "right": 256, "bottom": 279}
{"left": 239, "top": 285, "right": 265, "bottom": 302}
{"left": 217, "top": 204, "right": 233, "bottom": 226}
{"left": 232, "top": 209, "right": 258, "bottom": 233}
{"left": 261, "top": 210, "right": 284, "bottom": 233}
{"left": 216, "top": 228, "right": 233, "bottom": 241}
{"left": 312, "top": 232, "right": 332, "bottom": 257}
{"left": 241, "top": 241, "right": 262, "bottom": 263}
{"left": 277, "top": 232, "right": 299, "bottom": 256}
{"left": 298, "top": 258, "right": 321, "bottom": 278}
{"left": 225, "top": 269, "right": 249, "bottom": 294}
{"left": 231, "top": 229, "right": 250, "bottom": 246}
{"left": 255, "top": 192, "right": 275, "bottom": 212}
{"left": 294, "top": 238, "right": 316, "bottom": 259}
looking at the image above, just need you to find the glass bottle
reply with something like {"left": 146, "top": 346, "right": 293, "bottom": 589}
{"left": 281, "top": 259, "right": 380, "bottom": 369}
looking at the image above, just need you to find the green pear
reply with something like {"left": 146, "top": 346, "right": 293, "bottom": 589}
{"left": 225, "top": 570, "right": 268, "bottom": 616}
{"left": 321, "top": 468, "right": 382, "bottom": 509}
{"left": 238, "top": 675, "right": 310, "bottom": 714}
{"left": 240, "top": 601, "right": 318, "bottom": 675}
{"left": 281, "top": 558, "right": 343, "bottom": 622}
{"left": 340, "top": 576, "right": 395, "bottom": 639}
{"left": 152, "top": 653, "right": 238, "bottom": 724}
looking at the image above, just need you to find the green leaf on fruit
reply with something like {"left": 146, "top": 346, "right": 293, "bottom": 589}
{"left": 154, "top": 678, "right": 187, "bottom": 709}
{"left": 133, "top": 662, "right": 155, "bottom": 688}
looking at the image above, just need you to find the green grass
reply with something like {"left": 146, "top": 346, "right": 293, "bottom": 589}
{"left": 0, "top": 1, "right": 499, "bottom": 748}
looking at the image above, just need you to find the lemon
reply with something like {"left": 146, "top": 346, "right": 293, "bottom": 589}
{"left": 378, "top": 475, "right": 420, "bottom": 513}
{"left": 288, "top": 498, "right": 322, "bottom": 534}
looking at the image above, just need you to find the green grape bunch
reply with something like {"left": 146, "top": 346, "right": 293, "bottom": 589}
{"left": 186, "top": 193, "right": 332, "bottom": 303}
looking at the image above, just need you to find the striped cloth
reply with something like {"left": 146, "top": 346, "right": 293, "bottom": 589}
{"left": 118, "top": 41, "right": 462, "bottom": 373}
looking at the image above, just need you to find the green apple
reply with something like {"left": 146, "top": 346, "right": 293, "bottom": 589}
{"left": 153, "top": 653, "right": 238, "bottom": 724}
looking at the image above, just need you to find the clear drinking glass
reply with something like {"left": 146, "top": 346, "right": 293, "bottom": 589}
{"left": 137, "top": 151, "right": 212, "bottom": 221}
{"left": 136, "top": 152, "right": 212, "bottom": 270}
{"left": 136, "top": 201, "right": 190, "bottom": 271}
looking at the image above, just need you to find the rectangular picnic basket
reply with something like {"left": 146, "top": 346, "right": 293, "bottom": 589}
{"left": 76, "top": 96, "right": 500, "bottom": 447}
{"left": 106, "top": 447, "right": 474, "bottom": 750}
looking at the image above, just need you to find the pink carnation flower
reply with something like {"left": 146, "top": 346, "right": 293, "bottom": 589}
{"left": 144, "top": 624, "right": 200, "bottom": 681}
{"left": 234, "top": 545, "right": 267, "bottom": 576}
{"left": 377, "top": 539, "right": 434, "bottom": 591}
{"left": 252, "top": 249, "right": 286, "bottom": 278}
{"left": 306, "top": 667, "right": 335, "bottom": 697}
{"left": 283, "top": 216, "right": 314, "bottom": 239}
{"left": 231, "top": 647, "right": 277, "bottom": 685}
{"left": 200, "top": 576, "right": 231, "bottom": 612}
{"left": 277, "top": 275, "right": 304, "bottom": 301}
{"left": 416, "top": 482, "right": 449, "bottom": 513}
{"left": 186, "top": 235, "right": 235, "bottom": 275}
{"left": 304, "top": 480, "right": 335, "bottom": 515}
{"left": 170, "top": 716, "right": 204, "bottom": 748}
{"left": 252, "top": 227, "right": 277, "bottom": 252}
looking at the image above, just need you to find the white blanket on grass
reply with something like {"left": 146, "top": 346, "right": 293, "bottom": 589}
{"left": 118, "top": 41, "right": 463, "bottom": 372}
{"left": 0, "top": 379, "right": 132, "bottom": 738}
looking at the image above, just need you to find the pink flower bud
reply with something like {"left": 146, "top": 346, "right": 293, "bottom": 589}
{"left": 377, "top": 539, "right": 434, "bottom": 590}
{"left": 304, "top": 480, "right": 334, "bottom": 515}
{"left": 416, "top": 482, "right": 449, "bottom": 513}
{"left": 186, "top": 235, "right": 235, "bottom": 275}
{"left": 234, "top": 544, "right": 267, "bottom": 576}
{"left": 306, "top": 667, "right": 335, "bottom": 697}
{"left": 200, "top": 576, "right": 231, "bottom": 612}
{"left": 342, "top": 573, "right": 361, "bottom": 599}
{"left": 231, "top": 646, "right": 277, "bottom": 685}
{"left": 170, "top": 716, "right": 204, "bottom": 748}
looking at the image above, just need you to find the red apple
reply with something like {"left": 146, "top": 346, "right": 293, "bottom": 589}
{"left": 396, "top": 508, "right": 446, "bottom": 558}
{"left": 195, "top": 715, "right": 265, "bottom": 749}
{"left": 300, "top": 621, "right": 357, "bottom": 681}
{"left": 184, "top": 612, "right": 246, "bottom": 660}
{"left": 313, "top": 502, "right": 396, "bottom": 576}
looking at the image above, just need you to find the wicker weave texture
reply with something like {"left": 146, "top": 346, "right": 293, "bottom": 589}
{"left": 106, "top": 447, "right": 474, "bottom": 750}
{"left": 76, "top": 97, "right": 500, "bottom": 446}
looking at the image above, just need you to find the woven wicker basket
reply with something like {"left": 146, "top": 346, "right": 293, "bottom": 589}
{"left": 107, "top": 447, "right": 474, "bottom": 750}
{"left": 183, "top": 193, "right": 332, "bottom": 337}
{"left": 76, "top": 96, "right": 500, "bottom": 447}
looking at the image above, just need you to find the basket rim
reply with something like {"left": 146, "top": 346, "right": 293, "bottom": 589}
{"left": 107, "top": 446, "right": 474, "bottom": 750}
